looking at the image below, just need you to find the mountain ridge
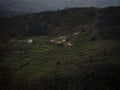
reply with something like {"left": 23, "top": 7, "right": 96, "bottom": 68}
{"left": 0, "top": 0, "right": 120, "bottom": 17}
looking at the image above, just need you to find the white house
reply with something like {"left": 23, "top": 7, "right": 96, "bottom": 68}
{"left": 58, "top": 36, "right": 67, "bottom": 40}
{"left": 64, "top": 42, "right": 73, "bottom": 46}
{"left": 50, "top": 39, "right": 55, "bottom": 43}
{"left": 27, "top": 39, "right": 33, "bottom": 43}
{"left": 73, "top": 32, "right": 81, "bottom": 35}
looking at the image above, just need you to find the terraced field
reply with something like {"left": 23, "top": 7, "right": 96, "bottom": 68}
{"left": 0, "top": 34, "right": 120, "bottom": 82}
{"left": 0, "top": 33, "right": 120, "bottom": 90}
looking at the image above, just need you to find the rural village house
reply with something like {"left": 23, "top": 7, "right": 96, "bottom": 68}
{"left": 49, "top": 36, "right": 73, "bottom": 46}
{"left": 27, "top": 39, "right": 33, "bottom": 43}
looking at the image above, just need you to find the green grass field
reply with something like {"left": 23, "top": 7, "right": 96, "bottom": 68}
{"left": 0, "top": 34, "right": 120, "bottom": 81}
{"left": 0, "top": 32, "right": 120, "bottom": 90}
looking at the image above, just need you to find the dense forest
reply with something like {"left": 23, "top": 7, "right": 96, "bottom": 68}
{"left": 0, "top": 6, "right": 120, "bottom": 40}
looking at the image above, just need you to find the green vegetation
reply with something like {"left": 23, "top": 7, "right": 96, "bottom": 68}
{"left": 0, "top": 35, "right": 120, "bottom": 90}
{"left": 0, "top": 6, "right": 120, "bottom": 90}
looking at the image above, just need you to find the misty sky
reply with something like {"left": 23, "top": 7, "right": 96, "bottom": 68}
{"left": 0, "top": 0, "right": 120, "bottom": 13}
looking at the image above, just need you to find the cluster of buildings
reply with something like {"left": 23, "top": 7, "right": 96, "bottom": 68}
{"left": 27, "top": 32, "right": 81, "bottom": 46}
{"left": 49, "top": 36, "right": 73, "bottom": 46}
{"left": 49, "top": 31, "right": 81, "bottom": 46}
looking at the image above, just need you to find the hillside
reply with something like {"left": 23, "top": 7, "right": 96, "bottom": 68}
{"left": 0, "top": 6, "right": 120, "bottom": 90}
{"left": 0, "top": 7, "right": 99, "bottom": 58}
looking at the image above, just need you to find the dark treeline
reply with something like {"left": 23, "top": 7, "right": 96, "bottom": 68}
{"left": 0, "top": 6, "right": 120, "bottom": 41}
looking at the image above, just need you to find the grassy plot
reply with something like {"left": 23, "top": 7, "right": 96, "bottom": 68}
{"left": 0, "top": 35, "right": 120, "bottom": 79}
{"left": 0, "top": 35, "right": 120, "bottom": 90}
